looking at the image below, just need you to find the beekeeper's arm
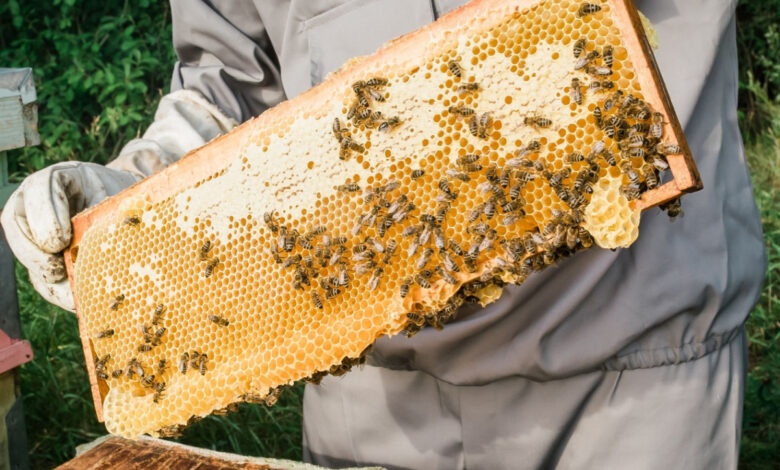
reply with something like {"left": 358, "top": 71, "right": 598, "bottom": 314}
{"left": 1, "top": 0, "right": 284, "bottom": 311}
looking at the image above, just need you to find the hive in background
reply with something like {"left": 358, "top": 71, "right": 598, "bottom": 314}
{"left": 65, "top": 0, "right": 700, "bottom": 438}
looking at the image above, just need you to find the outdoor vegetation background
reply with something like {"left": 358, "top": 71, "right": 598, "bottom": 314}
{"left": 0, "top": 0, "right": 778, "bottom": 468}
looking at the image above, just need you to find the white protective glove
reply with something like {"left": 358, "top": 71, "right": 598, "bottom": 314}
{"left": 1, "top": 89, "right": 237, "bottom": 311}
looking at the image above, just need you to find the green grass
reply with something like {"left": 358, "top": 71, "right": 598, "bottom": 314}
{"left": 738, "top": 78, "right": 780, "bottom": 470}
{"left": 2, "top": 1, "right": 780, "bottom": 468}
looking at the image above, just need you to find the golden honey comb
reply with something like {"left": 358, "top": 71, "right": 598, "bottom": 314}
{"left": 65, "top": 0, "right": 700, "bottom": 438}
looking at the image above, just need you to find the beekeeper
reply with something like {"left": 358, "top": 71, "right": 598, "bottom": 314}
{"left": 1, "top": 1, "right": 766, "bottom": 469}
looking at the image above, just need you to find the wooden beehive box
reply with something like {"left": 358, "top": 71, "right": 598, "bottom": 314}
{"left": 64, "top": 0, "right": 700, "bottom": 426}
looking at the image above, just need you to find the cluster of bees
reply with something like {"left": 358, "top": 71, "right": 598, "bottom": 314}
{"left": 92, "top": 293, "right": 221, "bottom": 406}
{"left": 566, "top": 34, "right": 682, "bottom": 214}
{"left": 95, "top": 2, "right": 686, "bottom": 436}
{"left": 333, "top": 77, "right": 401, "bottom": 160}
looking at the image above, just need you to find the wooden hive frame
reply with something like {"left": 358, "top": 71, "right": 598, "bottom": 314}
{"left": 64, "top": 0, "right": 701, "bottom": 422}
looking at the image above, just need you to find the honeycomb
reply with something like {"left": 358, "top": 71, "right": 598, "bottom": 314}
{"left": 71, "top": 0, "right": 685, "bottom": 438}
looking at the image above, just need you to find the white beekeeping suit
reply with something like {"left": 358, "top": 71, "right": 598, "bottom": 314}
{"left": 1, "top": 1, "right": 765, "bottom": 469}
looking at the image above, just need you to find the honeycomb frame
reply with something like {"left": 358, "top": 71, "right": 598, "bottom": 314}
{"left": 63, "top": 0, "right": 701, "bottom": 431}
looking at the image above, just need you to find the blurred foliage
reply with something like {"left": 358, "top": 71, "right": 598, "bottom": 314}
{"left": 1, "top": 0, "right": 780, "bottom": 468}
{"left": 0, "top": 0, "right": 175, "bottom": 179}
{"left": 736, "top": 0, "right": 780, "bottom": 134}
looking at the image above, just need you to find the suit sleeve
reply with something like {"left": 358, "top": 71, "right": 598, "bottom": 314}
{"left": 169, "top": 0, "right": 287, "bottom": 123}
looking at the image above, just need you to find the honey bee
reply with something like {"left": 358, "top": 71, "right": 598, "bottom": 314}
{"left": 441, "top": 251, "right": 460, "bottom": 273}
{"left": 208, "top": 314, "right": 230, "bottom": 327}
{"left": 502, "top": 213, "right": 520, "bottom": 226}
{"left": 332, "top": 117, "right": 345, "bottom": 141}
{"left": 523, "top": 112, "right": 553, "bottom": 128}
{"left": 346, "top": 102, "right": 359, "bottom": 120}
{"left": 138, "top": 344, "right": 152, "bottom": 353}
{"left": 153, "top": 384, "right": 166, "bottom": 404}
{"left": 436, "top": 265, "right": 459, "bottom": 285}
{"left": 190, "top": 351, "right": 200, "bottom": 369}
{"left": 456, "top": 82, "right": 479, "bottom": 94}
{"left": 157, "top": 359, "right": 168, "bottom": 376}
{"left": 96, "top": 328, "right": 114, "bottom": 339}
{"left": 366, "top": 87, "right": 385, "bottom": 102}
{"left": 448, "top": 240, "right": 464, "bottom": 256}
{"left": 154, "top": 327, "right": 166, "bottom": 341}
{"left": 305, "top": 226, "right": 327, "bottom": 241}
{"left": 351, "top": 80, "right": 366, "bottom": 94}
{"left": 549, "top": 168, "right": 571, "bottom": 187}
{"left": 570, "top": 78, "right": 582, "bottom": 105}
{"left": 484, "top": 198, "right": 497, "bottom": 219}
{"left": 579, "top": 227, "right": 594, "bottom": 248}
{"left": 448, "top": 60, "right": 463, "bottom": 77}
{"left": 366, "top": 77, "right": 388, "bottom": 87}
{"left": 621, "top": 94, "right": 639, "bottom": 110}
{"left": 158, "top": 425, "right": 183, "bottom": 438}
{"left": 417, "top": 248, "right": 434, "bottom": 270}
{"left": 399, "top": 278, "right": 412, "bottom": 298}
{"left": 204, "top": 257, "right": 219, "bottom": 278}
{"left": 95, "top": 353, "right": 111, "bottom": 370}
{"left": 356, "top": 91, "right": 370, "bottom": 108}
{"left": 123, "top": 215, "right": 141, "bottom": 226}
{"left": 509, "top": 183, "right": 525, "bottom": 201}
{"left": 441, "top": 169, "right": 467, "bottom": 184}
{"left": 263, "top": 211, "right": 279, "bottom": 233}
{"left": 574, "top": 50, "right": 599, "bottom": 70}
{"left": 411, "top": 169, "right": 425, "bottom": 179}
{"left": 449, "top": 106, "right": 475, "bottom": 117}
{"left": 199, "top": 354, "right": 208, "bottom": 376}
{"left": 578, "top": 3, "right": 602, "bottom": 17}
{"left": 461, "top": 155, "right": 486, "bottom": 169}
{"left": 662, "top": 198, "right": 683, "bottom": 218}
{"left": 573, "top": 38, "right": 587, "bottom": 58}
{"left": 415, "top": 271, "right": 432, "bottom": 288}
{"left": 568, "top": 192, "right": 586, "bottom": 209}
{"left": 111, "top": 369, "right": 123, "bottom": 379}
{"left": 478, "top": 112, "right": 492, "bottom": 138}
{"left": 585, "top": 65, "right": 612, "bottom": 76}
{"left": 109, "top": 294, "right": 125, "bottom": 310}
{"left": 434, "top": 204, "right": 449, "bottom": 225}
{"left": 311, "top": 292, "right": 323, "bottom": 309}
{"left": 523, "top": 233, "right": 538, "bottom": 253}
{"left": 588, "top": 80, "right": 614, "bottom": 92}
{"left": 419, "top": 225, "right": 433, "bottom": 246}
{"left": 620, "top": 185, "right": 641, "bottom": 200}
{"left": 368, "top": 267, "right": 384, "bottom": 291}
{"left": 651, "top": 112, "right": 665, "bottom": 138}
{"left": 603, "top": 45, "right": 614, "bottom": 67}
{"left": 378, "top": 117, "right": 401, "bottom": 132}
{"left": 593, "top": 105, "right": 603, "bottom": 127}
{"left": 337, "top": 183, "right": 361, "bottom": 194}
{"left": 468, "top": 116, "right": 479, "bottom": 137}
{"left": 566, "top": 152, "right": 584, "bottom": 163}
{"left": 96, "top": 370, "right": 109, "bottom": 380}
{"left": 603, "top": 90, "right": 623, "bottom": 111}
{"left": 656, "top": 142, "right": 682, "bottom": 155}
{"left": 621, "top": 162, "right": 640, "bottom": 185}
{"left": 652, "top": 156, "right": 670, "bottom": 171}
{"left": 642, "top": 164, "right": 659, "bottom": 189}
{"left": 556, "top": 186, "right": 572, "bottom": 202}
{"left": 462, "top": 162, "right": 483, "bottom": 173}
{"left": 179, "top": 352, "right": 189, "bottom": 374}
{"left": 150, "top": 303, "right": 165, "bottom": 326}
{"left": 297, "top": 237, "right": 313, "bottom": 250}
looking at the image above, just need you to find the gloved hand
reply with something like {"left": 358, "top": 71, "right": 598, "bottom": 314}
{"left": 1, "top": 89, "right": 237, "bottom": 311}
{"left": 1, "top": 163, "right": 141, "bottom": 311}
